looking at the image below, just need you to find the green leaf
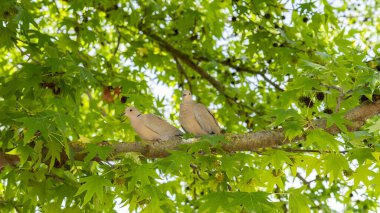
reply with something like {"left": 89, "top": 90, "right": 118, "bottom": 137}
{"left": 348, "top": 148, "right": 376, "bottom": 164}
{"left": 230, "top": 192, "right": 278, "bottom": 212}
{"left": 44, "top": 139, "right": 63, "bottom": 170}
{"left": 156, "top": 150, "right": 193, "bottom": 177}
{"left": 325, "top": 113, "right": 349, "bottom": 132}
{"left": 220, "top": 154, "right": 241, "bottom": 179}
{"left": 289, "top": 188, "right": 311, "bottom": 213}
{"left": 200, "top": 134, "right": 228, "bottom": 147}
{"left": 352, "top": 164, "right": 375, "bottom": 187}
{"left": 368, "top": 119, "right": 380, "bottom": 133}
{"left": 127, "top": 163, "right": 159, "bottom": 190}
{"left": 75, "top": 175, "right": 112, "bottom": 206}
{"left": 284, "top": 121, "right": 304, "bottom": 141}
{"left": 301, "top": 59, "right": 328, "bottom": 71}
{"left": 263, "top": 149, "right": 293, "bottom": 170}
{"left": 18, "top": 116, "right": 49, "bottom": 144}
{"left": 305, "top": 129, "right": 340, "bottom": 150}
{"left": 324, "top": 153, "right": 349, "bottom": 182}
{"left": 198, "top": 192, "right": 232, "bottom": 212}
{"left": 0, "top": 26, "right": 15, "bottom": 50}
{"left": 84, "top": 143, "right": 112, "bottom": 162}
{"left": 6, "top": 145, "right": 35, "bottom": 165}
{"left": 372, "top": 172, "right": 380, "bottom": 193}
{"left": 271, "top": 109, "right": 301, "bottom": 126}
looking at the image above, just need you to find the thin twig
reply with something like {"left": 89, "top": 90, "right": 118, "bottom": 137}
{"left": 174, "top": 56, "right": 193, "bottom": 93}
{"left": 258, "top": 72, "right": 284, "bottom": 92}
{"left": 113, "top": 27, "right": 121, "bottom": 56}
{"left": 138, "top": 27, "right": 259, "bottom": 115}
{"left": 336, "top": 93, "right": 345, "bottom": 113}
{"left": 140, "top": 28, "right": 229, "bottom": 97}
{"left": 13, "top": 41, "right": 40, "bottom": 64}
{"left": 194, "top": 56, "right": 284, "bottom": 92}
{"left": 190, "top": 163, "right": 205, "bottom": 180}
{"left": 296, "top": 172, "right": 310, "bottom": 186}
{"left": 54, "top": 0, "right": 61, "bottom": 15}
{"left": 320, "top": 83, "right": 352, "bottom": 113}
{"left": 273, "top": 147, "right": 349, "bottom": 154}
{"left": 321, "top": 83, "right": 343, "bottom": 92}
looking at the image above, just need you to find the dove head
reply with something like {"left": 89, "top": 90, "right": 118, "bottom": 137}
{"left": 182, "top": 90, "right": 193, "bottom": 102}
{"left": 123, "top": 106, "right": 142, "bottom": 118}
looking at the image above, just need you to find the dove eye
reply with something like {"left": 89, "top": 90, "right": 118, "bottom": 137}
{"left": 129, "top": 109, "right": 133, "bottom": 112}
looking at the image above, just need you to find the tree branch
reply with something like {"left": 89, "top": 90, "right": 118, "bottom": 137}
{"left": 296, "top": 172, "right": 310, "bottom": 185}
{"left": 1, "top": 100, "right": 380, "bottom": 169}
{"left": 113, "top": 27, "right": 121, "bottom": 56}
{"left": 174, "top": 56, "right": 193, "bottom": 93}
{"left": 258, "top": 71, "right": 284, "bottom": 92}
{"left": 140, "top": 28, "right": 230, "bottom": 99}
{"left": 139, "top": 28, "right": 259, "bottom": 116}
{"left": 193, "top": 56, "right": 284, "bottom": 92}
{"left": 79, "top": 99, "right": 380, "bottom": 156}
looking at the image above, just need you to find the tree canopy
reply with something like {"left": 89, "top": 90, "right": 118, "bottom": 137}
{"left": 1, "top": 0, "right": 380, "bottom": 212}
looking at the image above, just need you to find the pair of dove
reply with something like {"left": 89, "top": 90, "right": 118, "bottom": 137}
{"left": 122, "top": 90, "right": 221, "bottom": 141}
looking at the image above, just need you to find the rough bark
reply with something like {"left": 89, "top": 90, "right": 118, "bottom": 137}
{"left": 1, "top": 100, "right": 380, "bottom": 169}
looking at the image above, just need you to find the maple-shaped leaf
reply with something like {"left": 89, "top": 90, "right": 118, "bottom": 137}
{"left": 198, "top": 192, "right": 232, "bottom": 212}
{"left": 368, "top": 119, "right": 380, "bottom": 133}
{"left": 141, "top": 186, "right": 171, "bottom": 213}
{"left": 284, "top": 121, "right": 304, "bottom": 141}
{"left": 324, "top": 153, "right": 349, "bottom": 183}
{"left": 305, "top": 129, "right": 340, "bottom": 151}
{"left": 296, "top": 155, "right": 322, "bottom": 177}
{"left": 220, "top": 154, "right": 241, "bottom": 179}
{"left": 186, "top": 141, "right": 211, "bottom": 155}
{"left": 201, "top": 134, "right": 228, "bottom": 147}
{"left": 6, "top": 145, "right": 35, "bottom": 165}
{"left": 348, "top": 148, "right": 376, "bottom": 164}
{"left": 371, "top": 172, "right": 380, "bottom": 193}
{"left": 18, "top": 116, "right": 49, "bottom": 144}
{"left": 289, "top": 187, "right": 312, "bottom": 213}
{"left": 345, "top": 131, "right": 372, "bottom": 147}
{"left": 44, "top": 139, "right": 63, "bottom": 170}
{"left": 84, "top": 143, "right": 112, "bottom": 162}
{"left": 230, "top": 192, "right": 278, "bottom": 213}
{"left": 325, "top": 113, "right": 350, "bottom": 133}
{"left": 260, "top": 170, "right": 285, "bottom": 191}
{"left": 271, "top": 109, "right": 302, "bottom": 126}
{"left": 75, "top": 175, "right": 113, "bottom": 206}
{"left": 126, "top": 163, "right": 160, "bottom": 191}
{"left": 262, "top": 149, "right": 293, "bottom": 170}
{"left": 352, "top": 164, "right": 375, "bottom": 187}
{"left": 156, "top": 150, "right": 193, "bottom": 177}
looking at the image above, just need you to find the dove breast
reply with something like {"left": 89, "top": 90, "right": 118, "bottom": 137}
{"left": 180, "top": 102, "right": 221, "bottom": 136}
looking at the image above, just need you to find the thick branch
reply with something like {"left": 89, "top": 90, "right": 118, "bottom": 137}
{"left": 4, "top": 97, "right": 380, "bottom": 168}
{"left": 2, "top": 100, "right": 379, "bottom": 167}
{"left": 85, "top": 100, "right": 380, "bottom": 158}
{"left": 1, "top": 100, "right": 380, "bottom": 169}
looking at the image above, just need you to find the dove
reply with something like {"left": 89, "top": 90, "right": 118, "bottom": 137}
{"left": 179, "top": 90, "right": 221, "bottom": 136}
{"left": 122, "top": 106, "right": 183, "bottom": 141}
